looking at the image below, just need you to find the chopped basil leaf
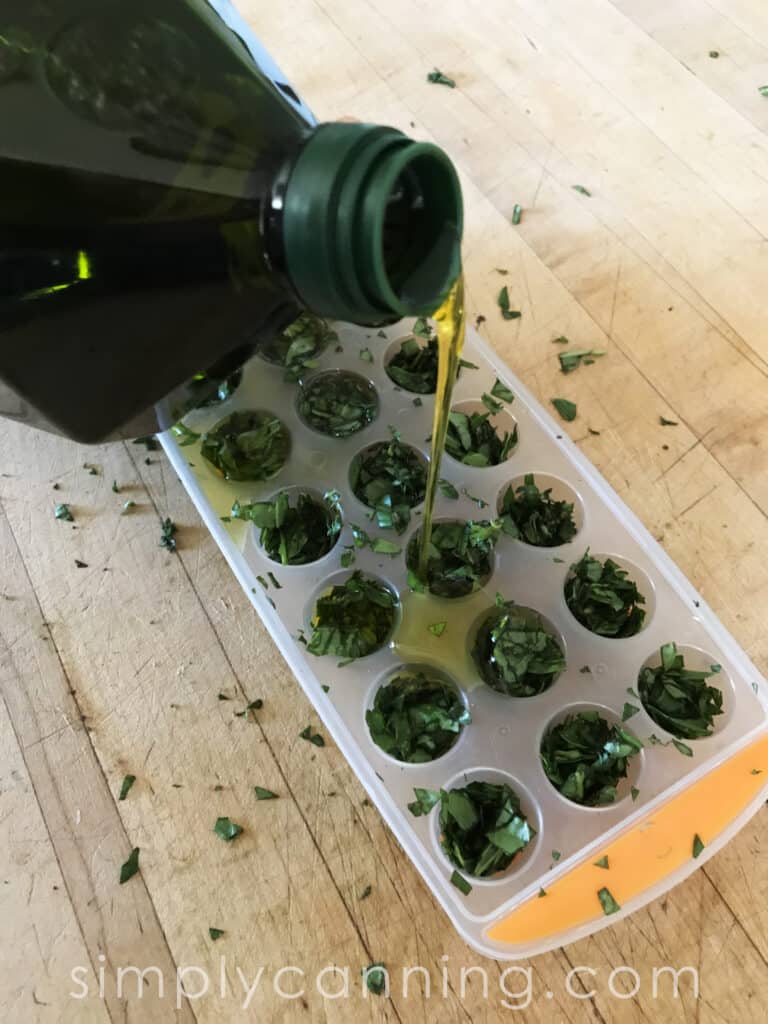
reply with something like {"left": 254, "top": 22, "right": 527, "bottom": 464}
{"left": 299, "top": 725, "right": 325, "bottom": 747}
{"left": 427, "top": 68, "right": 456, "bottom": 87}
{"left": 638, "top": 642, "right": 723, "bottom": 739}
{"left": 622, "top": 702, "right": 640, "bottom": 722}
{"left": 362, "top": 963, "right": 387, "bottom": 996}
{"left": 359, "top": 884, "right": 372, "bottom": 900}
{"left": 254, "top": 786, "right": 278, "bottom": 800}
{"left": 473, "top": 601, "right": 565, "bottom": 697}
{"left": 308, "top": 572, "right": 397, "bottom": 659}
{"left": 359, "top": 347, "right": 374, "bottom": 363}
{"left": 497, "top": 286, "right": 522, "bottom": 320}
{"left": 552, "top": 335, "right": 570, "bottom": 345}
{"left": 340, "top": 548, "right": 355, "bottom": 568}
{"left": 209, "top": 927, "right": 225, "bottom": 941}
{"left": 541, "top": 710, "right": 642, "bottom": 806}
{"left": 350, "top": 431, "right": 427, "bottom": 533}
{"left": 673, "top": 739, "right": 694, "bottom": 757}
{"left": 499, "top": 473, "right": 577, "bottom": 547}
{"left": 565, "top": 551, "right": 646, "bottom": 637}
{"left": 121, "top": 500, "right": 136, "bottom": 515}
{"left": 512, "top": 204, "right": 523, "bottom": 225}
{"left": 213, "top": 817, "right": 243, "bottom": 841}
{"left": 450, "top": 870, "right": 472, "bottom": 895}
{"left": 558, "top": 348, "right": 606, "bottom": 374}
{"left": 446, "top": 409, "right": 517, "bottom": 466}
{"left": 428, "top": 621, "right": 447, "bottom": 637}
{"left": 438, "top": 478, "right": 459, "bottom": 499}
{"left": 692, "top": 834, "right": 705, "bottom": 858}
{"left": 159, "top": 517, "right": 177, "bottom": 552}
{"left": 407, "top": 519, "right": 501, "bottom": 598}
{"left": 170, "top": 422, "right": 200, "bottom": 447}
{"left": 552, "top": 850, "right": 561, "bottom": 861}
{"left": 439, "top": 781, "right": 535, "bottom": 877}
{"left": 366, "top": 670, "right": 470, "bottom": 763}
{"left": 481, "top": 392, "right": 503, "bottom": 415}
{"left": 490, "top": 378, "right": 515, "bottom": 403}
{"left": 231, "top": 491, "right": 342, "bottom": 565}
{"left": 631, "top": 786, "right": 640, "bottom": 801}
{"left": 551, "top": 398, "right": 577, "bottom": 422}
{"left": 119, "top": 847, "right": 140, "bottom": 884}
{"left": 758, "top": 85, "right": 768, "bottom": 97}
{"left": 461, "top": 487, "right": 488, "bottom": 508}
{"left": 133, "top": 436, "right": 159, "bottom": 451}
{"left": 598, "top": 886, "right": 620, "bottom": 915}
{"left": 659, "top": 415, "right": 678, "bottom": 426}
{"left": 201, "top": 410, "right": 290, "bottom": 481}
{"left": 408, "top": 787, "right": 441, "bottom": 816}
{"left": 54, "top": 503, "right": 73, "bottom": 522}
{"left": 572, "top": 185, "right": 592, "bottom": 196}
{"left": 118, "top": 774, "right": 136, "bottom": 801}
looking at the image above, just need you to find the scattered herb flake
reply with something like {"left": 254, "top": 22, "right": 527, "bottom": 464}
{"left": 759, "top": 85, "right": 768, "bottom": 97}
{"left": 541, "top": 710, "right": 643, "bottom": 806}
{"left": 121, "top": 499, "right": 136, "bottom": 515}
{"left": 170, "top": 422, "right": 201, "bottom": 447}
{"left": 359, "top": 347, "right": 374, "bottom": 363}
{"left": 231, "top": 491, "right": 341, "bottom": 565}
{"left": 692, "top": 834, "right": 705, "bottom": 858}
{"left": 622, "top": 702, "right": 640, "bottom": 722}
{"left": 133, "top": 436, "right": 159, "bottom": 451}
{"left": 213, "top": 817, "right": 243, "bottom": 841}
{"left": 201, "top": 410, "right": 290, "bottom": 481}
{"left": 594, "top": 855, "right": 609, "bottom": 869}
{"left": 565, "top": 550, "right": 646, "bottom": 637}
{"left": 497, "top": 286, "right": 522, "bottom": 321}
{"left": 552, "top": 335, "right": 570, "bottom": 345}
{"left": 159, "top": 518, "right": 177, "bottom": 552}
{"left": 588, "top": 427, "right": 601, "bottom": 436}
{"left": 54, "top": 503, "right": 73, "bottom": 522}
{"left": 709, "top": 50, "right": 719, "bottom": 58}
{"left": 499, "top": 474, "right": 577, "bottom": 547}
{"left": 407, "top": 787, "right": 441, "bottom": 817}
{"left": 428, "top": 621, "right": 447, "bottom": 637}
{"left": 461, "top": 487, "right": 488, "bottom": 508}
{"left": 439, "top": 781, "right": 535, "bottom": 877}
{"left": 407, "top": 519, "right": 501, "bottom": 598}
{"left": 254, "top": 786, "right": 278, "bottom": 800}
{"left": 119, "top": 847, "right": 140, "bottom": 884}
{"left": 299, "top": 725, "right": 325, "bottom": 747}
{"left": 551, "top": 398, "right": 577, "bottom": 422}
{"left": 450, "top": 869, "right": 472, "bottom": 895}
{"left": 572, "top": 185, "right": 592, "bottom": 197}
{"left": 558, "top": 348, "right": 606, "bottom": 374}
{"left": 340, "top": 548, "right": 355, "bottom": 569}
{"left": 538, "top": 887, "right": 547, "bottom": 898}
{"left": 751, "top": 768, "right": 763, "bottom": 775}
{"left": 427, "top": 68, "right": 456, "bottom": 87}
{"left": 209, "top": 928, "right": 225, "bottom": 941}
{"left": 438, "top": 478, "right": 459, "bottom": 499}
{"left": 118, "top": 774, "right": 136, "bottom": 801}
{"left": 413, "top": 396, "right": 423, "bottom": 407}
{"left": 580, "top": 665, "right": 592, "bottom": 674}
{"left": 446, "top": 409, "right": 517, "bottom": 466}
{"left": 631, "top": 786, "right": 640, "bottom": 801}
{"left": 74, "top": 558, "right": 88, "bottom": 569}
{"left": 359, "top": 884, "right": 372, "bottom": 900}
{"left": 660, "top": 416, "right": 678, "bottom": 426}
{"left": 481, "top": 391, "right": 503, "bottom": 415}
{"left": 552, "top": 849, "right": 561, "bottom": 861}
{"left": 598, "top": 886, "right": 620, "bottom": 915}
{"left": 363, "top": 963, "right": 387, "bottom": 996}
{"left": 512, "top": 204, "right": 523, "bottom": 225}
{"left": 638, "top": 642, "right": 723, "bottom": 739}
{"left": 307, "top": 571, "right": 397, "bottom": 660}
{"left": 490, "top": 378, "right": 515, "bottom": 404}
{"left": 217, "top": 693, "right": 230, "bottom": 701}
{"left": 673, "top": 739, "right": 694, "bottom": 757}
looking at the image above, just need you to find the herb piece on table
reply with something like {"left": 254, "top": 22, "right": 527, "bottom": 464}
{"left": 551, "top": 398, "right": 577, "bottom": 422}
{"left": 558, "top": 348, "right": 606, "bottom": 374}
{"left": 231, "top": 490, "right": 341, "bottom": 565}
{"left": 450, "top": 869, "right": 472, "bottom": 894}
{"left": 385, "top": 322, "right": 438, "bottom": 393}
{"left": 359, "top": 884, "right": 372, "bottom": 900}
{"left": 638, "top": 642, "right": 723, "bottom": 739}
{"left": 111, "top": 481, "right": 120, "bottom": 493}
{"left": 254, "top": 786, "right": 278, "bottom": 800}
{"left": 407, "top": 787, "right": 441, "bottom": 817}
{"left": 540, "top": 710, "right": 643, "bottom": 806}
{"left": 159, "top": 518, "right": 177, "bottom": 552}
{"left": 350, "top": 430, "right": 427, "bottom": 533}
{"left": 472, "top": 601, "right": 565, "bottom": 697}
{"left": 363, "top": 963, "right": 388, "bottom": 996}
{"left": 260, "top": 313, "right": 337, "bottom": 380}
{"left": 427, "top": 68, "right": 456, "bottom": 87}
{"left": 298, "top": 371, "right": 378, "bottom": 438}
{"left": 234, "top": 699, "right": 263, "bottom": 719}
{"left": 121, "top": 500, "right": 136, "bottom": 515}
{"left": 461, "top": 487, "right": 488, "bottom": 508}
{"left": 299, "top": 725, "right": 325, "bottom": 747}
{"left": 366, "top": 671, "right": 471, "bottom": 763}
{"left": 119, "top": 847, "right": 140, "bottom": 884}
{"left": 209, "top": 927, "right": 225, "bottom": 941}
{"left": 446, "top": 409, "right": 517, "bottom": 467}
{"left": 660, "top": 415, "right": 678, "bottom": 426}
{"left": 552, "top": 335, "right": 570, "bottom": 345}
{"left": 439, "top": 781, "right": 535, "bottom": 878}
{"left": 572, "top": 185, "right": 592, "bottom": 197}
{"left": 512, "top": 204, "right": 523, "bottom": 225}
{"left": 190, "top": 368, "right": 243, "bottom": 408}
{"left": 498, "top": 474, "right": 577, "bottom": 547}
{"left": 74, "top": 558, "right": 88, "bottom": 569}
{"left": 428, "top": 621, "right": 447, "bottom": 637}
{"left": 709, "top": 50, "right": 719, "bottom": 58}
{"left": 406, "top": 519, "right": 500, "bottom": 598}
{"left": 598, "top": 887, "right": 620, "bottom": 915}
{"left": 133, "top": 436, "right": 159, "bottom": 451}
{"left": 497, "top": 286, "right": 522, "bottom": 321}
{"left": 213, "top": 817, "right": 243, "bottom": 841}
{"left": 54, "top": 503, "right": 73, "bottom": 522}
{"left": 118, "top": 774, "right": 136, "bottom": 801}
{"left": 564, "top": 551, "right": 646, "bottom": 638}
{"left": 759, "top": 85, "right": 768, "bottom": 97}
{"left": 307, "top": 572, "right": 397, "bottom": 660}
{"left": 201, "top": 410, "right": 291, "bottom": 482}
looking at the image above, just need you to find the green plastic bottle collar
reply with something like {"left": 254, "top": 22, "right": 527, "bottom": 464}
{"left": 282, "top": 123, "right": 463, "bottom": 322}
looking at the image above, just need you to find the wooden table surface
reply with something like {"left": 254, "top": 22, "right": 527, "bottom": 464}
{"left": 3, "top": 0, "right": 768, "bottom": 1020}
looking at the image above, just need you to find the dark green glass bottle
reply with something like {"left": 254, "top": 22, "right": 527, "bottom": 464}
{"left": 0, "top": 0, "right": 462, "bottom": 442}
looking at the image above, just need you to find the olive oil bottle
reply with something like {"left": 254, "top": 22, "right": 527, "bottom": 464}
{"left": 0, "top": 0, "right": 462, "bottom": 442}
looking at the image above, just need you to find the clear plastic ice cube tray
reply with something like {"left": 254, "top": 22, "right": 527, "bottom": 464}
{"left": 161, "top": 319, "right": 768, "bottom": 959}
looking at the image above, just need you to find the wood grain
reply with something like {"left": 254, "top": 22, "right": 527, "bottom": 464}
{"left": 1, "top": 0, "right": 767, "bottom": 1019}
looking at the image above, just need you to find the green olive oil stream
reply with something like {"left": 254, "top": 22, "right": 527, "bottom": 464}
{"left": 417, "top": 273, "right": 466, "bottom": 581}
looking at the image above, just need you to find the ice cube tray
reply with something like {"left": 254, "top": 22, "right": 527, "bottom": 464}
{"left": 161, "top": 319, "right": 768, "bottom": 959}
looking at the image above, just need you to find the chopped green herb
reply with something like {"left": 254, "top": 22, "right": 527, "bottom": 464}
{"left": 512, "top": 204, "right": 523, "bottom": 225}
{"left": 588, "top": 427, "right": 601, "bottom": 436}
{"left": 438, "top": 478, "right": 459, "bottom": 499}
{"left": 631, "top": 786, "right": 640, "bottom": 801}
{"left": 385, "top": 327, "right": 438, "bottom": 393}
{"left": 598, "top": 886, "right": 620, "bottom": 915}
{"left": 350, "top": 525, "right": 402, "bottom": 558}
{"left": 119, "top": 847, "right": 140, "bottom": 884}
{"left": 234, "top": 699, "right": 263, "bottom": 719}
{"left": 499, "top": 474, "right": 577, "bottom": 547}
{"left": 692, "top": 834, "right": 705, "bottom": 858}
{"left": 638, "top": 642, "right": 723, "bottom": 739}
{"left": 439, "top": 781, "right": 535, "bottom": 877}
{"left": 413, "top": 396, "right": 423, "bottom": 407}
{"left": 572, "top": 185, "right": 592, "bottom": 197}
{"left": 254, "top": 786, "right": 278, "bottom": 800}
{"left": 490, "top": 378, "right": 515, "bottom": 403}
{"left": 450, "top": 870, "right": 472, "bottom": 895}
{"left": 217, "top": 693, "right": 230, "bottom": 701}
{"left": 359, "top": 347, "right": 374, "bottom": 363}
{"left": 321, "top": 684, "right": 330, "bottom": 694}
{"left": 428, "top": 621, "right": 447, "bottom": 637}
{"left": 190, "top": 368, "right": 243, "bottom": 407}
{"left": 481, "top": 391, "right": 503, "bottom": 415}
{"left": 74, "top": 558, "right": 88, "bottom": 569}
{"left": 427, "top": 68, "right": 456, "bottom": 87}
{"left": 461, "top": 487, "right": 488, "bottom": 508}
{"left": 709, "top": 50, "right": 719, "bottom": 58}
{"left": 538, "top": 888, "right": 547, "bottom": 898}
{"left": 308, "top": 572, "right": 397, "bottom": 659}
{"left": 170, "top": 422, "right": 201, "bottom": 447}
{"left": 580, "top": 666, "right": 592, "bottom": 674}
{"left": 594, "top": 855, "right": 609, "bottom": 869}
{"left": 565, "top": 551, "right": 646, "bottom": 637}
{"left": 299, "top": 371, "right": 378, "bottom": 438}
{"left": 446, "top": 409, "right": 517, "bottom": 466}
{"left": 121, "top": 499, "right": 136, "bottom": 515}
{"left": 541, "top": 710, "right": 643, "bottom": 806}
{"left": 497, "top": 286, "right": 522, "bottom": 321}
{"left": 340, "top": 548, "right": 355, "bottom": 569}
{"left": 118, "top": 774, "right": 136, "bottom": 801}
{"left": 54, "top": 503, "right": 73, "bottom": 522}
{"left": 201, "top": 410, "right": 290, "bottom": 481}
{"left": 407, "top": 519, "right": 501, "bottom": 598}
{"left": 133, "top": 436, "right": 159, "bottom": 451}
{"left": 159, "top": 518, "right": 177, "bottom": 552}
{"left": 209, "top": 927, "right": 225, "bottom": 941}
{"left": 299, "top": 724, "right": 325, "bottom": 747}
{"left": 622, "top": 702, "right": 640, "bottom": 722}
{"left": 407, "top": 787, "right": 441, "bottom": 816}
{"left": 558, "top": 348, "right": 606, "bottom": 374}
{"left": 552, "top": 849, "right": 561, "bottom": 861}
{"left": 213, "top": 817, "right": 243, "bottom": 841}
{"left": 659, "top": 416, "right": 678, "bottom": 426}
{"left": 256, "top": 575, "right": 269, "bottom": 591}
{"left": 551, "top": 398, "right": 577, "bottom": 422}
{"left": 359, "top": 885, "right": 372, "bottom": 900}
{"left": 261, "top": 313, "right": 337, "bottom": 379}
{"left": 362, "top": 963, "right": 387, "bottom": 996}
{"left": 350, "top": 431, "right": 427, "bottom": 533}
{"left": 267, "top": 571, "right": 282, "bottom": 589}
{"left": 751, "top": 769, "right": 763, "bottom": 775}
{"left": 552, "top": 335, "right": 570, "bottom": 345}
{"left": 231, "top": 491, "right": 342, "bottom": 565}
{"left": 758, "top": 85, "right": 768, "bottom": 97}
{"left": 495, "top": 267, "right": 509, "bottom": 275}
{"left": 472, "top": 601, "right": 565, "bottom": 697}
{"left": 673, "top": 739, "right": 694, "bottom": 757}
{"left": 366, "top": 670, "right": 470, "bottom": 763}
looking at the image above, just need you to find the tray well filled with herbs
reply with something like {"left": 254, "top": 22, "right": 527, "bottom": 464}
{"left": 162, "top": 314, "right": 768, "bottom": 956}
